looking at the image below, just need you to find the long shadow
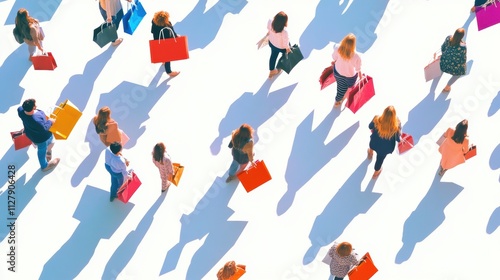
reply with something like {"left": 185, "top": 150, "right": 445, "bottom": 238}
{"left": 302, "top": 160, "right": 381, "bottom": 264}
{"left": 0, "top": 145, "right": 29, "bottom": 189}
{"left": 462, "top": 11, "right": 475, "bottom": 41}
{"left": 491, "top": 144, "right": 500, "bottom": 171}
{"left": 102, "top": 193, "right": 166, "bottom": 279}
{"left": 0, "top": 45, "right": 31, "bottom": 113}
{"left": 487, "top": 206, "right": 500, "bottom": 234}
{"left": 55, "top": 47, "right": 116, "bottom": 112}
{"left": 4, "top": 0, "right": 62, "bottom": 24}
{"left": 395, "top": 174, "right": 464, "bottom": 264}
{"left": 487, "top": 91, "right": 500, "bottom": 117}
{"left": 173, "top": 0, "right": 248, "bottom": 51}
{"left": 299, "top": 0, "right": 390, "bottom": 57}
{"left": 210, "top": 81, "right": 297, "bottom": 155}
{"left": 160, "top": 176, "right": 247, "bottom": 280}
{"left": 277, "top": 111, "right": 360, "bottom": 216}
{"left": 402, "top": 77, "right": 449, "bottom": 145}
{"left": 39, "top": 185, "right": 134, "bottom": 280}
{"left": 70, "top": 67, "right": 169, "bottom": 187}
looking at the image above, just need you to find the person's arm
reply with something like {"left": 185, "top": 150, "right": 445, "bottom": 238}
{"left": 36, "top": 111, "right": 53, "bottom": 130}
{"left": 29, "top": 24, "right": 43, "bottom": 52}
{"left": 463, "top": 137, "right": 470, "bottom": 154}
{"left": 104, "top": 0, "right": 112, "bottom": 22}
{"left": 283, "top": 30, "right": 291, "bottom": 53}
{"left": 355, "top": 54, "right": 362, "bottom": 78}
{"left": 243, "top": 141, "right": 254, "bottom": 162}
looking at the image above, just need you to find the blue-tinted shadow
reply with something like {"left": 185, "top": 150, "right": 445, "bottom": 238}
{"left": 395, "top": 174, "right": 463, "bottom": 264}
{"left": 462, "top": 11, "right": 475, "bottom": 41}
{"left": 302, "top": 160, "right": 381, "bottom": 264}
{"left": 491, "top": 144, "right": 500, "bottom": 171}
{"left": 4, "top": 0, "right": 62, "bottom": 24}
{"left": 210, "top": 81, "right": 296, "bottom": 155}
{"left": 0, "top": 145, "right": 29, "bottom": 189}
{"left": 299, "top": 0, "right": 389, "bottom": 57}
{"left": 39, "top": 185, "right": 134, "bottom": 280}
{"left": 487, "top": 206, "right": 500, "bottom": 234}
{"left": 0, "top": 46, "right": 31, "bottom": 113}
{"left": 277, "top": 111, "right": 359, "bottom": 216}
{"left": 487, "top": 91, "right": 500, "bottom": 117}
{"left": 70, "top": 67, "right": 169, "bottom": 187}
{"left": 160, "top": 177, "right": 247, "bottom": 280}
{"left": 173, "top": 0, "right": 248, "bottom": 51}
{"left": 102, "top": 193, "right": 166, "bottom": 279}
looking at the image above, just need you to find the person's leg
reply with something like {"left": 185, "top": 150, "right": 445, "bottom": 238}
{"left": 113, "top": 9, "right": 124, "bottom": 29}
{"left": 36, "top": 140, "right": 49, "bottom": 170}
{"left": 28, "top": 44, "right": 36, "bottom": 59}
{"left": 443, "top": 75, "right": 461, "bottom": 92}
{"left": 333, "top": 67, "right": 351, "bottom": 105}
{"left": 226, "top": 160, "right": 240, "bottom": 182}
{"left": 373, "top": 152, "right": 387, "bottom": 178}
{"left": 334, "top": 277, "right": 344, "bottom": 280}
{"left": 268, "top": 42, "right": 282, "bottom": 71}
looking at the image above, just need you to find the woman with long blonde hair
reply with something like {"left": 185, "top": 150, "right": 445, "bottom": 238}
{"left": 152, "top": 142, "right": 174, "bottom": 192}
{"left": 93, "top": 106, "right": 122, "bottom": 147}
{"left": 367, "top": 106, "right": 401, "bottom": 178}
{"left": 331, "top": 33, "right": 362, "bottom": 108}
{"left": 14, "top": 8, "right": 44, "bottom": 61}
{"left": 216, "top": 261, "right": 246, "bottom": 280}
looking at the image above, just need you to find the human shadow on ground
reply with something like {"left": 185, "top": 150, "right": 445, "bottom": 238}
{"left": 160, "top": 177, "right": 247, "bottom": 280}
{"left": 210, "top": 81, "right": 296, "bottom": 155}
{"left": 299, "top": 0, "right": 390, "bottom": 58}
{"left": 39, "top": 185, "right": 134, "bottom": 280}
{"left": 0, "top": 45, "right": 31, "bottom": 113}
{"left": 488, "top": 91, "right": 500, "bottom": 117}
{"left": 70, "top": 67, "right": 169, "bottom": 187}
{"left": 487, "top": 206, "right": 500, "bottom": 234}
{"left": 0, "top": 145, "right": 29, "bottom": 189}
{"left": 302, "top": 160, "right": 380, "bottom": 264}
{"left": 277, "top": 110, "right": 359, "bottom": 216}
{"left": 4, "top": 0, "right": 62, "bottom": 24}
{"left": 395, "top": 173, "right": 463, "bottom": 264}
{"left": 102, "top": 193, "right": 166, "bottom": 279}
{"left": 173, "top": 0, "right": 248, "bottom": 51}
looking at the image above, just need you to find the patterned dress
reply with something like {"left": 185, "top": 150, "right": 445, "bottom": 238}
{"left": 153, "top": 153, "right": 174, "bottom": 191}
{"left": 328, "top": 243, "right": 359, "bottom": 277}
{"left": 440, "top": 35, "right": 467, "bottom": 76}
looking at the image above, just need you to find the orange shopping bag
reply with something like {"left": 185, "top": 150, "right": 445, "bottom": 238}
{"left": 237, "top": 160, "right": 272, "bottom": 192}
{"left": 347, "top": 252, "right": 378, "bottom": 280}
{"left": 49, "top": 99, "right": 82, "bottom": 140}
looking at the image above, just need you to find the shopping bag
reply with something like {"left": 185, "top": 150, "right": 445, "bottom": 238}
{"left": 424, "top": 55, "right": 442, "bottom": 82}
{"left": 49, "top": 99, "right": 82, "bottom": 140}
{"left": 122, "top": 0, "right": 147, "bottom": 35}
{"left": 10, "top": 129, "right": 32, "bottom": 150}
{"left": 256, "top": 34, "right": 269, "bottom": 49}
{"left": 237, "top": 160, "right": 272, "bottom": 192}
{"left": 32, "top": 52, "right": 57, "bottom": 70}
{"left": 398, "top": 133, "right": 414, "bottom": 154}
{"left": 117, "top": 171, "right": 142, "bottom": 203}
{"left": 464, "top": 145, "right": 477, "bottom": 160}
{"left": 93, "top": 23, "right": 118, "bottom": 48}
{"left": 322, "top": 251, "right": 332, "bottom": 265}
{"left": 171, "top": 163, "right": 184, "bottom": 186}
{"left": 120, "top": 130, "right": 129, "bottom": 147}
{"left": 345, "top": 75, "right": 375, "bottom": 114}
{"left": 149, "top": 27, "right": 189, "bottom": 63}
{"left": 476, "top": 1, "right": 500, "bottom": 31}
{"left": 276, "top": 44, "right": 304, "bottom": 74}
{"left": 347, "top": 252, "right": 378, "bottom": 280}
{"left": 319, "top": 65, "right": 336, "bottom": 90}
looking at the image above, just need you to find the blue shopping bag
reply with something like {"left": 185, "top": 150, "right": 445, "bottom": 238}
{"left": 123, "top": 0, "right": 147, "bottom": 35}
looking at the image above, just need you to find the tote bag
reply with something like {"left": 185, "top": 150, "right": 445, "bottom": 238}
{"left": 93, "top": 23, "right": 118, "bottom": 48}
{"left": 149, "top": 27, "right": 189, "bottom": 63}
{"left": 117, "top": 171, "right": 142, "bottom": 203}
{"left": 319, "top": 65, "right": 336, "bottom": 90}
{"left": 11, "top": 129, "right": 32, "bottom": 150}
{"left": 276, "top": 44, "right": 303, "bottom": 74}
{"left": 237, "top": 160, "right": 272, "bottom": 192}
{"left": 32, "top": 52, "right": 57, "bottom": 70}
{"left": 424, "top": 54, "right": 442, "bottom": 82}
{"left": 49, "top": 99, "right": 82, "bottom": 140}
{"left": 476, "top": 1, "right": 500, "bottom": 30}
{"left": 345, "top": 75, "right": 375, "bottom": 114}
{"left": 123, "top": 0, "right": 147, "bottom": 35}
{"left": 347, "top": 252, "right": 378, "bottom": 280}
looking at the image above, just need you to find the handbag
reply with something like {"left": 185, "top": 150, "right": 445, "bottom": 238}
{"left": 476, "top": 0, "right": 500, "bottom": 30}
{"left": 464, "top": 145, "right": 477, "bottom": 160}
{"left": 424, "top": 53, "right": 442, "bottom": 82}
{"left": 347, "top": 252, "right": 378, "bottom": 280}
{"left": 237, "top": 160, "right": 272, "bottom": 193}
{"left": 93, "top": 23, "right": 118, "bottom": 48}
{"left": 120, "top": 130, "right": 130, "bottom": 147}
{"left": 122, "top": 0, "right": 147, "bottom": 35}
{"left": 149, "top": 27, "right": 189, "bottom": 63}
{"left": 436, "top": 134, "right": 446, "bottom": 146}
{"left": 398, "top": 133, "right": 414, "bottom": 154}
{"left": 171, "top": 163, "right": 184, "bottom": 186}
{"left": 276, "top": 44, "right": 304, "bottom": 74}
{"left": 10, "top": 129, "right": 32, "bottom": 150}
{"left": 256, "top": 34, "right": 269, "bottom": 49}
{"left": 48, "top": 99, "right": 82, "bottom": 140}
{"left": 117, "top": 171, "right": 142, "bottom": 203}
{"left": 322, "top": 250, "right": 332, "bottom": 265}
{"left": 32, "top": 52, "right": 57, "bottom": 70}
{"left": 13, "top": 27, "right": 23, "bottom": 44}
{"left": 319, "top": 65, "right": 336, "bottom": 90}
{"left": 345, "top": 75, "right": 375, "bottom": 113}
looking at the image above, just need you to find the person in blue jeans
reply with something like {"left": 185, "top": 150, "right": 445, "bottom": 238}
{"left": 226, "top": 124, "right": 255, "bottom": 183}
{"left": 105, "top": 142, "right": 130, "bottom": 201}
{"left": 98, "top": 0, "right": 132, "bottom": 46}
{"left": 17, "top": 99, "right": 60, "bottom": 172}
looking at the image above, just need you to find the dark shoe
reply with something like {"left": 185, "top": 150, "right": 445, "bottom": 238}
{"left": 110, "top": 196, "right": 116, "bottom": 202}
{"left": 42, "top": 158, "right": 60, "bottom": 172}
{"left": 46, "top": 151, "right": 52, "bottom": 162}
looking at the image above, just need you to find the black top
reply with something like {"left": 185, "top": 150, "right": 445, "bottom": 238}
{"left": 151, "top": 20, "right": 177, "bottom": 40}
{"left": 369, "top": 120, "right": 401, "bottom": 155}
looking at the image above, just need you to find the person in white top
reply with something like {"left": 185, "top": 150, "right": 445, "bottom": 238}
{"left": 98, "top": 0, "right": 132, "bottom": 46}
{"left": 331, "top": 34, "right": 362, "bottom": 108}
{"left": 105, "top": 141, "right": 131, "bottom": 201}
{"left": 267, "top": 11, "right": 291, "bottom": 79}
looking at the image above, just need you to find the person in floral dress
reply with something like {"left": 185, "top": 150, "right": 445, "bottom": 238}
{"left": 439, "top": 28, "right": 467, "bottom": 93}
{"left": 152, "top": 142, "right": 174, "bottom": 192}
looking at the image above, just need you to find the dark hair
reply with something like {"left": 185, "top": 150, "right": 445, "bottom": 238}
{"left": 153, "top": 142, "right": 166, "bottom": 163}
{"left": 231, "top": 124, "right": 254, "bottom": 148}
{"left": 272, "top": 11, "right": 288, "bottom": 33}
{"left": 452, "top": 119, "right": 468, "bottom": 144}
{"left": 110, "top": 142, "right": 122, "bottom": 154}
{"left": 22, "top": 99, "right": 36, "bottom": 112}
{"left": 449, "top": 28, "right": 465, "bottom": 47}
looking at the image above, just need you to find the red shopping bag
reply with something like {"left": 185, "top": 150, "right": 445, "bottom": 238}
{"left": 117, "top": 172, "right": 142, "bottom": 203}
{"left": 398, "top": 133, "right": 414, "bottom": 154}
{"left": 319, "top": 65, "right": 336, "bottom": 90}
{"left": 32, "top": 52, "right": 57, "bottom": 70}
{"left": 476, "top": 1, "right": 500, "bottom": 31}
{"left": 10, "top": 129, "right": 32, "bottom": 150}
{"left": 149, "top": 28, "right": 189, "bottom": 63}
{"left": 345, "top": 75, "right": 375, "bottom": 113}
{"left": 464, "top": 145, "right": 477, "bottom": 160}
{"left": 237, "top": 160, "right": 272, "bottom": 193}
{"left": 347, "top": 252, "right": 378, "bottom": 280}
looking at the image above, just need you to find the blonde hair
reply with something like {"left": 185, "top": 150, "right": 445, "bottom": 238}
{"left": 374, "top": 106, "right": 400, "bottom": 139}
{"left": 338, "top": 34, "right": 356, "bottom": 60}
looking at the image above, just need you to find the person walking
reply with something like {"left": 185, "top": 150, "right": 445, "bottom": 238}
{"left": 152, "top": 142, "right": 174, "bottom": 192}
{"left": 14, "top": 8, "right": 44, "bottom": 61}
{"left": 151, "top": 10, "right": 180, "bottom": 77}
{"left": 17, "top": 99, "right": 60, "bottom": 172}
{"left": 438, "top": 120, "right": 470, "bottom": 176}
{"left": 439, "top": 28, "right": 467, "bottom": 93}
{"left": 267, "top": 11, "right": 291, "bottom": 79}
{"left": 105, "top": 141, "right": 130, "bottom": 201}
{"left": 98, "top": 0, "right": 132, "bottom": 46}
{"left": 226, "top": 124, "right": 255, "bottom": 183}
{"left": 217, "top": 261, "right": 246, "bottom": 280}
{"left": 332, "top": 33, "right": 362, "bottom": 108}
{"left": 93, "top": 106, "right": 122, "bottom": 147}
{"left": 328, "top": 242, "right": 360, "bottom": 280}
{"left": 367, "top": 106, "right": 401, "bottom": 178}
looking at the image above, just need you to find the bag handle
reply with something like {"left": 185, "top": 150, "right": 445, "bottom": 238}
{"left": 126, "top": 0, "right": 137, "bottom": 11}
{"left": 158, "top": 27, "right": 176, "bottom": 43}
{"left": 100, "top": 22, "right": 114, "bottom": 32}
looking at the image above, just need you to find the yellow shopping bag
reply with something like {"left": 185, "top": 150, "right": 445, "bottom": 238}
{"left": 49, "top": 99, "right": 82, "bottom": 140}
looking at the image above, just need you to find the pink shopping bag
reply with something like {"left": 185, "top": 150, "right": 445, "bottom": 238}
{"left": 476, "top": 1, "right": 500, "bottom": 31}
{"left": 424, "top": 55, "right": 441, "bottom": 82}
{"left": 345, "top": 75, "right": 375, "bottom": 114}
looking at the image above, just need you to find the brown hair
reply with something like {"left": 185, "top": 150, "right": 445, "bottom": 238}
{"left": 373, "top": 106, "right": 400, "bottom": 140}
{"left": 94, "top": 106, "right": 111, "bottom": 134}
{"left": 217, "top": 261, "right": 236, "bottom": 280}
{"left": 15, "top": 8, "right": 37, "bottom": 40}
{"left": 449, "top": 28, "right": 465, "bottom": 47}
{"left": 231, "top": 124, "right": 254, "bottom": 148}
{"left": 338, "top": 33, "right": 356, "bottom": 60}
{"left": 153, "top": 142, "right": 166, "bottom": 163}
{"left": 272, "top": 11, "right": 288, "bottom": 33}
{"left": 153, "top": 11, "right": 171, "bottom": 27}
{"left": 336, "top": 242, "right": 353, "bottom": 257}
